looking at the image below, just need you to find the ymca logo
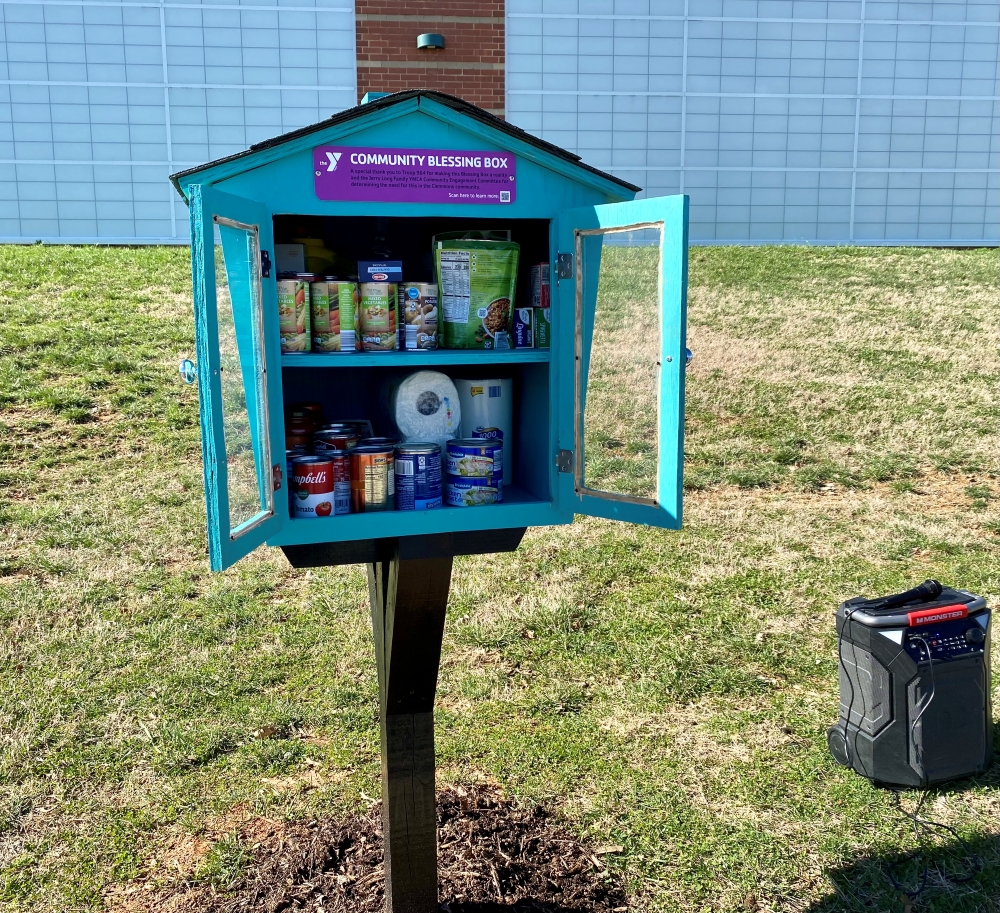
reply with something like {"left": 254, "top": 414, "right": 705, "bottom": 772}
{"left": 325, "top": 151, "right": 342, "bottom": 171}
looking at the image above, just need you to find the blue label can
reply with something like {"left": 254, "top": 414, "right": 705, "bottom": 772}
{"left": 394, "top": 443, "right": 442, "bottom": 510}
{"left": 446, "top": 438, "right": 503, "bottom": 480}
{"left": 445, "top": 476, "right": 503, "bottom": 507}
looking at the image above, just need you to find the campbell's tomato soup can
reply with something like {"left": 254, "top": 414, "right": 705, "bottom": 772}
{"left": 291, "top": 456, "right": 336, "bottom": 519}
{"left": 314, "top": 423, "right": 360, "bottom": 454}
{"left": 350, "top": 444, "right": 394, "bottom": 512}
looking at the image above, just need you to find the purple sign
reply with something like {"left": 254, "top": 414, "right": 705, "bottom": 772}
{"left": 313, "top": 146, "right": 516, "bottom": 205}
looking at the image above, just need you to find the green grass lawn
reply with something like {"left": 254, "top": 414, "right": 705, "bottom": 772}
{"left": 1, "top": 244, "right": 998, "bottom": 912}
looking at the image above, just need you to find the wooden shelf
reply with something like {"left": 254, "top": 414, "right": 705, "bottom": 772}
{"left": 281, "top": 349, "right": 550, "bottom": 368}
{"left": 267, "top": 486, "right": 563, "bottom": 546}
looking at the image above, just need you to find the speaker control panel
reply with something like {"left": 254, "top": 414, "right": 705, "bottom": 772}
{"left": 904, "top": 615, "right": 989, "bottom": 663}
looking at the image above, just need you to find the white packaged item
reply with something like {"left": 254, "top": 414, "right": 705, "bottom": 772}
{"left": 389, "top": 371, "right": 461, "bottom": 448}
{"left": 453, "top": 377, "right": 514, "bottom": 485}
{"left": 275, "top": 243, "right": 305, "bottom": 273}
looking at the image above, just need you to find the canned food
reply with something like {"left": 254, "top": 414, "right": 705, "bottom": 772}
{"left": 314, "top": 423, "right": 361, "bottom": 454}
{"left": 359, "top": 282, "right": 397, "bottom": 352}
{"left": 358, "top": 436, "right": 400, "bottom": 448}
{"left": 315, "top": 449, "right": 351, "bottom": 515}
{"left": 398, "top": 283, "right": 439, "bottom": 350}
{"left": 291, "top": 455, "right": 335, "bottom": 518}
{"left": 446, "top": 438, "right": 503, "bottom": 479}
{"left": 278, "top": 273, "right": 315, "bottom": 353}
{"left": 287, "top": 401, "right": 324, "bottom": 426}
{"left": 395, "top": 443, "right": 442, "bottom": 511}
{"left": 312, "top": 278, "right": 359, "bottom": 353}
{"left": 285, "top": 421, "right": 312, "bottom": 452}
{"left": 350, "top": 444, "right": 395, "bottom": 512}
{"left": 445, "top": 476, "right": 502, "bottom": 507}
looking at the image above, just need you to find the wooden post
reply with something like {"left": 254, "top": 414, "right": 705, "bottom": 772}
{"left": 368, "top": 544, "right": 452, "bottom": 913}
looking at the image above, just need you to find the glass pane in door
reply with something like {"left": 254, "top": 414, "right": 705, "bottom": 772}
{"left": 214, "top": 219, "right": 272, "bottom": 536}
{"left": 575, "top": 224, "right": 662, "bottom": 503}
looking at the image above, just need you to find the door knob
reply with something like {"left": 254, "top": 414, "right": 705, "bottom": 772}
{"left": 179, "top": 358, "right": 197, "bottom": 384}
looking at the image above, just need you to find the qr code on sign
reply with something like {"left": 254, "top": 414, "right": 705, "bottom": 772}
{"left": 500, "top": 191, "right": 511, "bottom": 202}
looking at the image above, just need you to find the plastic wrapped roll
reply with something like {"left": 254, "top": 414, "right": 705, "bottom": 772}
{"left": 389, "top": 371, "right": 461, "bottom": 448}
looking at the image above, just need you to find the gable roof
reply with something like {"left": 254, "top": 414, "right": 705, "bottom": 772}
{"left": 169, "top": 90, "right": 641, "bottom": 195}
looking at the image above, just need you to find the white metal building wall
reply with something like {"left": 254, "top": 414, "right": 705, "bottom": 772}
{"left": 0, "top": 1, "right": 356, "bottom": 243}
{"left": 506, "top": 0, "right": 1000, "bottom": 244}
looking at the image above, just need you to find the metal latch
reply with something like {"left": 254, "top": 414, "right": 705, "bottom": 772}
{"left": 272, "top": 463, "right": 283, "bottom": 491}
{"left": 261, "top": 249, "right": 272, "bottom": 278}
{"left": 556, "top": 449, "right": 574, "bottom": 473}
{"left": 555, "top": 253, "right": 573, "bottom": 280}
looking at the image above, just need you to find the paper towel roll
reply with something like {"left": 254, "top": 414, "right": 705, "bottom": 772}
{"left": 390, "top": 371, "right": 461, "bottom": 448}
{"left": 454, "top": 377, "right": 514, "bottom": 485}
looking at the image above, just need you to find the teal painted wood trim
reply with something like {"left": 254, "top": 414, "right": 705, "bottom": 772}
{"left": 193, "top": 184, "right": 287, "bottom": 570}
{"left": 281, "top": 349, "right": 550, "bottom": 368}
{"left": 190, "top": 185, "right": 227, "bottom": 571}
{"left": 267, "top": 488, "right": 567, "bottom": 547}
{"left": 173, "top": 96, "right": 634, "bottom": 204}
{"left": 173, "top": 99, "right": 422, "bottom": 200}
{"left": 555, "top": 195, "right": 689, "bottom": 530}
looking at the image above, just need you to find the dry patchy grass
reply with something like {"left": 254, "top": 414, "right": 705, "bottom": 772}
{"left": 1, "top": 245, "right": 998, "bottom": 913}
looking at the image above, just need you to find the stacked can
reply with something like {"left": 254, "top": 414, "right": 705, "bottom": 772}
{"left": 311, "top": 278, "right": 359, "bottom": 353}
{"left": 291, "top": 455, "right": 337, "bottom": 518}
{"left": 358, "top": 282, "right": 397, "bottom": 351}
{"left": 445, "top": 439, "right": 503, "bottom": 507}
{"left": 398, "top": 283, "right": 439, "bottom": 350}
{"left": 314, "top": 422, "right": 361, "bottom": 455}
{"left": 350, "top": 444, "right": 395, "bottom": 512}
{"left": 394, "top": 443, "right": 442, "bottom": 510}
{"left": 277, "top": 272, "right": 316, "bottom": 353}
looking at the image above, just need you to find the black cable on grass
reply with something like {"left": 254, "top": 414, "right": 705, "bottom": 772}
{"left": 886, "top": 789, "right": 982, "bottom": 899}
{"left": 883, "top": 637, "right": 981, "bottom": 899}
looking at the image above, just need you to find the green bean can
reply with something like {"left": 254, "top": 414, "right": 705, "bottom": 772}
{"left": 278, "top": 272, "right": 314, "bottom": 353}
{"left": 311, "top": 278, "right": 359, "bottom": 353}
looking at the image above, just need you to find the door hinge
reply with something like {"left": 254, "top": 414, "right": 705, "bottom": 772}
{"left": 261, "top": 249, "right": 272, "bottom": 278}
{"left": 556, "top": 449, "right": 574, "bottom": 473}
{"left": 272, "top": 462, "right": 283, "bottom": 491}
{"left": 555, "top": 252, "right": 573, "bottom": 280}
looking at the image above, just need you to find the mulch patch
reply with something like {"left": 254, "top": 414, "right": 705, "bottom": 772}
{"left": 116, "top": 785, "right": 628, "bottom": 913}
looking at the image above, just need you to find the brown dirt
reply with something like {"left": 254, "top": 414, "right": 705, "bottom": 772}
{"left": 109, "top": 785, "right": 628, "bottom": 913}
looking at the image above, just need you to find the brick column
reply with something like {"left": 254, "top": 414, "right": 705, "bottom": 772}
{"left": 355, "top": 1, "right": 505, "bottom": 117}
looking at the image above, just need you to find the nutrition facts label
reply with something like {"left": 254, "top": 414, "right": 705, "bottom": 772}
{"left": 439, "top": 250, "right": 471, "bottom": 324}
{"left": 334, "top": 481, "right": 351, "bottom": 515}
{"left": 364, "top": 464, "right": 394, "bottom": 504}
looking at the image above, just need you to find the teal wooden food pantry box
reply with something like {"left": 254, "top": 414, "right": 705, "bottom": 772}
{"left": 173, "top": 90, "right": 688, "bottom": 572}
{"left": 173, "top": 90, "right": 688, "bottom": 912}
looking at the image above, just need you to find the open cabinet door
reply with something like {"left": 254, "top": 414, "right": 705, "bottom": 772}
{"left": 190, "top": 183, "right": 285, "bottom": 570}
{"left": 555, "top": 195, "right": 688, "bottom": 528}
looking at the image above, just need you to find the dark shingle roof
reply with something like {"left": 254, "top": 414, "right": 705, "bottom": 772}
{"left": 169, "top": 89, "right": 641, "bottom": 195}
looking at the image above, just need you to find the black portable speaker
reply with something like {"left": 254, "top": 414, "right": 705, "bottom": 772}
{"left": 828, "top": 582, "right": 992, "bottom": 787}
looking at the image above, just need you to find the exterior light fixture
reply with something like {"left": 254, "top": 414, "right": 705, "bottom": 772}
{"left": 416, "top": 33, "right": 445, "bottom": 51}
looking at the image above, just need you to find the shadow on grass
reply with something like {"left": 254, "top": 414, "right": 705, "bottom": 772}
{"left": 807, "top": 832, "right": 1000, "bottom": 913}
